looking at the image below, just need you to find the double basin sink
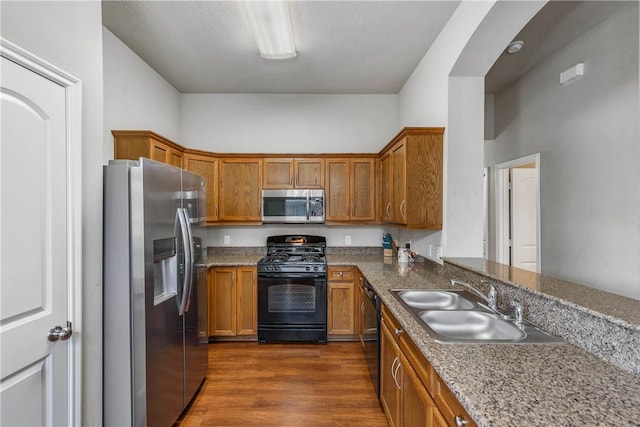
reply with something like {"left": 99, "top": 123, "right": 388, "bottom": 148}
{"left": 391, "top": 287, "right": 561, "bottom": 344}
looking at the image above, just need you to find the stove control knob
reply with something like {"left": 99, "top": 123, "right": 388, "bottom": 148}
{"left": 275, "top": 265, "right": 281, "bottom": 272}
{"left": 266, "top": 265, "right": 273, "bottom": 272}
{"left": 313, "top": 266, "right": 318, "bottom": 271}
{"left": 305, "top": 266, "right": 311, "bottom": 271}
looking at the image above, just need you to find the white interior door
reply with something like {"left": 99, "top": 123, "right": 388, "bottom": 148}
{"left": 511, "top": 168, "right": 538, "bottom": 272}
{"left": 1, "top": 42, "right": 81, "bottom": 426}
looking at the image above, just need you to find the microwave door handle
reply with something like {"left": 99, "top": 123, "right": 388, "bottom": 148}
{"left": 177, "top": 208, "right": 193, "bottom": 316}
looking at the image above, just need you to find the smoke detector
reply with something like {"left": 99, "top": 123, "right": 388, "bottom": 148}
{"left": 506, "top": 40, "right": 524, "bottom": 54}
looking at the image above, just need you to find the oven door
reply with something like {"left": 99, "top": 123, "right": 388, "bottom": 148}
{"left": 258, "top": 274, "right": 327, "bottom": 326}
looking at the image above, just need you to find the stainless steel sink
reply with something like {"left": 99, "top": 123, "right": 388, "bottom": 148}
{"left": 418, "top": 310, "right": 526, "bottom": 342}
{"left": 390, "top": 288, "right": 562, "bottom": 344}
{"left": 396, "top": 290, "right": 475, "bottom": 310}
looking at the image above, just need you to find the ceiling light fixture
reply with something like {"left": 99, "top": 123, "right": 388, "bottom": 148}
{"left": 506, "top": 40, "right": 524, "bottom": 54}
{"left": 241, "top": 0, "right": 296, "bottom": 60}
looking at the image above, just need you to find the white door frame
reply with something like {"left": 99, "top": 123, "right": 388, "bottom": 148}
{"left": 495, "top": 153, "right": 541, "bottom": 272}
{"left": 1, "top": 38, "right": 83, "bottom": 425}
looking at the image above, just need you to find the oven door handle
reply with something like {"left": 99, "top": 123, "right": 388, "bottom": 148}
{"left": 259, "top": 273, "right": 326, "bottom": 279}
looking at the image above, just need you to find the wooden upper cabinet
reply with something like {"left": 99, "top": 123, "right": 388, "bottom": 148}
{"left": 380, "top": 152, "right": 393, "bottom": 222}
{"left": 351, "top": 158, "right": 376, "bottom": 222}
{"left": 263, "top": 158, "right": 324, "bottom": 189}
{"left": 325, "top": 158, "right": 376, "bottom": 222}
{"left": 263, "top": 158, "right": 293, "bottom": 188}
{"left": 295, "top": 159, "right": 324, "bottom": 188}
{"left": 326, "top": 159, "right": 351, "bottom": 221}
{"left": 113, "top": 130, "right": 184, "bottom": 168}
{"left": 379, "top": 128, "right": 444, "bottom": 229}
{"left": 392, "top": 139, "right": 407, "bottom": 224}
{"left": 183, "top": 153, "right": 218, "bottom": 222}
{"left": 218, "top": 158, "right": 262, "bottom": 221}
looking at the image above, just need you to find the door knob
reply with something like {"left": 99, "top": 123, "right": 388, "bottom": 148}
{"left": 48, "top": 321, "right": 73, "bottom": 342}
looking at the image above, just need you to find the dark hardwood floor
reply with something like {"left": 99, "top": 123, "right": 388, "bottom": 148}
{"left": 175, "top": 342, "right": 389, "bottom": 427}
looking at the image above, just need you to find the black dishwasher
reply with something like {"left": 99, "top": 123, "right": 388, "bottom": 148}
{"left": 360, "top": 276, "right": 381, "bottom": 398}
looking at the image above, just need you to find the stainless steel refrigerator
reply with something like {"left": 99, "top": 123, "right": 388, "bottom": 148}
{"left": 103, "top": 158, "right": 208, "bottom": 427}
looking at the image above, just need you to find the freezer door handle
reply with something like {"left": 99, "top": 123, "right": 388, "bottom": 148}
{"left": 176, "top": 208, "right": 194, "bottom": 316}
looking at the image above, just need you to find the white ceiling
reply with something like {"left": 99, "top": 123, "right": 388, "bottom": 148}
{"left": 102, "top": 1, "right": 634, "bottom": 95}
{"left": 102, "top": 0, "right": 460, "bottom": 94}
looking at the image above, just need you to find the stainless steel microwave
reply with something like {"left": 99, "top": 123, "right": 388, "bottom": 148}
{"left": 262, "top": 189, "right": 325, "bottom": 224}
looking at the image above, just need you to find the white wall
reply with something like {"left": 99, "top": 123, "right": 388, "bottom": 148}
{"left": 485, "top": 3, "right": 639, "bottom": 299}
{"left": 179, "top": 94, "right": 398, "bottom": 153}
{"left": 396, "top": 0, "right": 545, "bottom": 262}
{"left": 1, "top": 1, "right": 104, "bottom": 424}
{"left": 103, "top": 27, "right": 181, "bottom": 160}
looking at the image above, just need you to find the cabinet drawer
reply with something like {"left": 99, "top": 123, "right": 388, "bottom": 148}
{"left": 328, "top": 266, "right": 355, "bottom": 281}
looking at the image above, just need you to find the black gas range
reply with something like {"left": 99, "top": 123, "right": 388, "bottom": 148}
{"left": 257, "top": 235, "right": 327, "bottom": 343}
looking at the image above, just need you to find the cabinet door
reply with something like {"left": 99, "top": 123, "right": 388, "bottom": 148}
{"left": 168, "top": 148, "right": 183, "bottom": 168}
{"left": 327, "top": 282, "right": 355, "bottom": 335}
{"left": 351, "top": 158, "right": 376, "bottom": 221}
{"left": 151, "top": 141, "right": 169, "bottom": 163}
{"left": 380, "top": 152, "right": 393, "bottom": 222}
{"left": 263, "top": 158, "right": 293, "bottom": 189}
{"left": 208, "top": 268, "right": 237, "bottom": 337}
{"left": 325, "top": 159, "right": 350, "bottom": 221}
{"left": 392, "top": 140, "right": 407, "bottom": 224}
{"left": 219, "top": 158, "right": 262, "bottom": 221}
{"left": 327, "top": 267, "right": 356, "bottom": 336}
{"left": 294, "top": 159, "right": 324, "bottom": 188}
{"left": 236, "top": 267, "right": 257, "bottom": 336}
{"left": 380, "top": 320, "right": 402, "bottom": 427}
{"left": 184, "top": 154, "right": 218, "bottom": 222}
{"left": 401, "top": 353, "right": 433, "bottom": 427}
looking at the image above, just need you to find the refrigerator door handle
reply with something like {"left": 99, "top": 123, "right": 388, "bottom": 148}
{"left": 177, "top": 208, "right": 193, "bottom": 316}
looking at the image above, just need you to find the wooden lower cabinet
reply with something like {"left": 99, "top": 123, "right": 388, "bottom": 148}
{"left": 381, "top": 317, "right": 438, "bottom": 427}
{"left": 381, "top": 304, "right": 476, "bottom": 427}
{"left": 327, "top": 266, "right": 358, "bottom": 339}
{"left": 208, "top": 266, "right": 257, "bottom": 338}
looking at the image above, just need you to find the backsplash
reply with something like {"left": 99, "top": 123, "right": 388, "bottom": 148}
{"left": 207, "top": 246, "right": 266, "bottom": 256}
{"left": 326, "top": 246, "right": 383, "bottom": 255}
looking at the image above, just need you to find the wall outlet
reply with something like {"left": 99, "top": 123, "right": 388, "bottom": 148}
{"left": 345, "top": 235, "right": 352, "bottom": 245}
{"left": 223, "top": 235, "right": 231, "bottom": 245}
{"left": 406, "top": 239, "right": 412, "bottom": 249}
{"left": 436, "top": 246, "right": 443, "bottom": 259}
{"left": 427, "top": 243, "right": 433, "bottom": 257}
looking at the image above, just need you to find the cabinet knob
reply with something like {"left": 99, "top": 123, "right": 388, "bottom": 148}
{"left": 454, "top": 415, "right": 469, "bottom": 427}
{"left": 339, "top": 271, "right": 343, "bottom": 276}
{"left": 394, "top": 328, "right": 403, "bottom": 335}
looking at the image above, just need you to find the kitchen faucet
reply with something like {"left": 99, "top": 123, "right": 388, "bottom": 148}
{"left": 450, "top": 279, "right": 498, "bottom": 309}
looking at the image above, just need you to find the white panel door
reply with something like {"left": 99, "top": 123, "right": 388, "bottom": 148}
{"left": 511, "top": 168, "right": 538, "bottom": 272}
{"left": 0, "top": 56, "right": 71, "bottom": 425}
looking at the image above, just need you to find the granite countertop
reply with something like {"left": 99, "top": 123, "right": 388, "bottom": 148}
{"left": 202, "top": 251, "right": 640, "bottom": 426}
